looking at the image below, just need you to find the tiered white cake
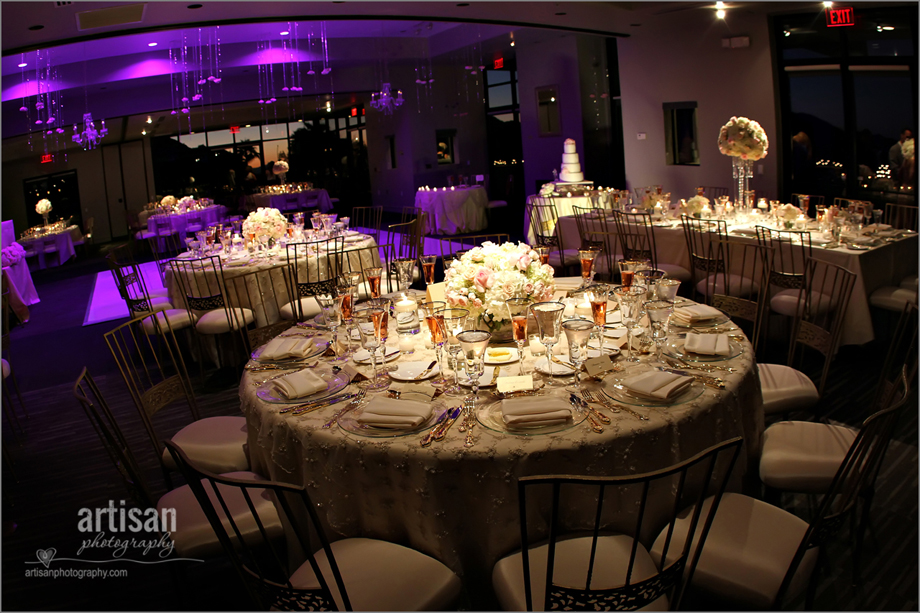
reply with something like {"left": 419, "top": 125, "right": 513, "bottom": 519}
{"left": 559, "top": 138, "right": 584, "bottom": 182}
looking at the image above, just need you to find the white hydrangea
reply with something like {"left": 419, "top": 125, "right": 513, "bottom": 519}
{"left": 718, "top": 116, "right": 769, "bottom": 161}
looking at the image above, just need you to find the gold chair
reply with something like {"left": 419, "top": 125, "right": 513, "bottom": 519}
{"left": 351, "top": 206, "right": 383, "bottom": 243}
{"left": 611, "top": 210, "right": 691, "bottom": 282}
{"left": 885, "top": 201, "right": 918, "bottom": 230}
{"left": 710, "top": 239, "right": 772, "bottom": 355}
{"left": 281, "top": 235, "right": 345, "bottom": 322}
{"left": 223, "top": 265, "right": 294, "bottom": 353}
{"left": 529, "top": 197, "right": 579, "bottom": 275}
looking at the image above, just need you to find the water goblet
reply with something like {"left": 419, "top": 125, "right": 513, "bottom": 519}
{"left": 505, "top": 298, "right": 532, "bottom": 376}
{"left": 529, "top": 301, "right": 566, "bottom": 386}
{"left": 420, "top": 254, "right": 438, "bottom": 286}
{"left": 341, "top": 217, "right": 350, "bottom": 231}
{"left": 437, "top": 308, "right": 470, "bottom": 397}
{"left": 644, "top": 300, "right": 674, "bottom": 362}
{"left": 420, "top": 301, "right": 449, "bottom": 386}
{"left": 635, "top": 269, "right": 667, "bottom": 300}
{"left": 562, "top": 319, "right": 594, "bottom": 392}
{"left": 613, "top": 285, "right": 648, "bottom": 363}
{"left": 872, "top": 208, "right": 884, "bottom": 235}
{"left": 354, "top": 308, "right": 389, "bottom": 392}
{"left": 578, "top": 249, "right": 600, "bottom": 288}
{"left": 456, "top": 330, "right": 491, "bottom": 408}
{"left": 364, "top": 266, "right": 383, "bottom": 299}
{"left": 393, "top": 258, "right": 416, "bottom": 292}
{"left": 316, "top": 293, "right": 347, "bottom": 362}
{"left": 657, "top": 279, "right": 681, "bottom": 303}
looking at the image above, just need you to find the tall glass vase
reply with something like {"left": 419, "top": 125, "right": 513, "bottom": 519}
{"left": 732, "top": 157, "right": 753, "bottom": 213}
{"left": 42, "top": 213, "right": 49, "bottom": 227}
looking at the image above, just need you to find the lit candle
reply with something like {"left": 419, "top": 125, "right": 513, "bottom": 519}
{"left": 702, "top": 205, "right": 712, "bottom": 216}
{"left": 574, "top": 298, "right": 592, "bottom": 318}
{"left": 398, "top": 336, "right": 415, "bottom": 353}
{"left": 394, "top": 297, "right": 416, "bottom": 313}
{"left": 529, "top": 335, "right": 546, "bottom": 355}
{"left": 450, "top": 186, "right": 455, "bottom": 191}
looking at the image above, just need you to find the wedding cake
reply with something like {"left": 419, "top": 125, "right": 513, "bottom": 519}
{"left": 559, "top": 138, "right": 584, "bottom": 182}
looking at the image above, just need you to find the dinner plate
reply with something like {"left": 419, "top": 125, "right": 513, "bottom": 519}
{"left": 175, "top": 251, "right": 195, "bottom": 259}
{"left": 484, "top": 347, "right": 520, "bottom": 365}
{"left": 344, "top": 234, "right": 367, "bottom": 243}
{"left": 663, "top": 336, "right": 743, "bottom": 363}
{"left": 846, "top": 244, "right": 871, "bottom": 251}
{"left": 353, "top": 347, "right": 401, "bottom": 364}
{"left": 476, "top": 398, "right": 587, "bottom": 436}
{"left": 256, "top": 368, "right": 350, "bottom": 404}
{"left": 668, "top": 312, "right": 730, "bottom": 329}
{"left": 338, "top": 400, "right": 445, "bottom": 438}
{"left": 603, "top": 379, "right": 704, "bottom": 407}
{"left": 224, "top": 258, "right": 252, "bottom": 267}
{"left": 603, "top": 326, "right": 627, "bottom": 339}
{"left": 388, "top": 361, "right": 442, "bottom": 381}
{"left": 534, "top": 358, "right": 576, "bottom": 377}
{"left": 459, "top": 365, "right": 505, "bottom": 387}
{"left": 251, "top": 339, "right": 328, "bottom": 364}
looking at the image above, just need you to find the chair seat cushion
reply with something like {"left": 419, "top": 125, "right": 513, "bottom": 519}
{"left": 900, "top": 275, "right": 918, "bottom": 291}
{"left": 279, "top": 297, "right": 323, "bottom": 321}
{"left": 869, "top": 286, "right": 918, "bottom": 312}
{"left": 772, "top": 289, "right": 835, "bottom": 317}
{"left": 758, "top": 363, "right": 819, "bottom": 416}
{"left": 650, "top": 493, "right": 817, "bottom": 610}
{"left": 549, "top": 248, "right": 581, "bottom": 268}
{"left": 130, "top": 296, "right": 173, "bottom": 315}
{"left": 161, "top": 416, "right": 250, "bottom": 474}
{"left": 759, "top": 420, "right": 857, "bottom": 493}
{"left": 288, "top": 537, "right": 461, "bottom": 611}
{"left": 195, "top": 308, "right": 255, "bottom": 334}
{"left": 141, "top": 309, "right": 198, "bottom": 334}
{"left": 696, "top": 274, "right": 757, "bottom": 298}
{"left": 658, "top": 263, "right": 692, "bottom": 283}
{"left": 158, "top": 470, "right": 282, "bottom": 559}
{"left": 493, "top": 534, "right": 668, "bottom": 611}
{"left": 147, "top": 287, "right": 171, "bottom": 299}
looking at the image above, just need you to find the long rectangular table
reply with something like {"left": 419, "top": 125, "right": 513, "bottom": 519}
{"left": 250, "top": 190, "right": 333, "bottom": 213}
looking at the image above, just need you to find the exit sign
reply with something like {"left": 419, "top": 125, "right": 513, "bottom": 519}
{"left": 826, "top": 6, "right": 856, "bottom": 27}
{"left": 41, "top": 154, "right": 53, "bottom": 163}
{"left": 229, "top": 125, "right": 240, "bottom": 134}
{"left": 494, "top": 57, "right": 504, "bottom": 69}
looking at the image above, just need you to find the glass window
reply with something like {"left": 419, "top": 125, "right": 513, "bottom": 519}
{"left": 339, "top": 129, "right": 347, "bottom": 140}
{"left": 178, "top": 132, "right": 207, "bottom": 149}
{"left": 853, "top": 70, "right": 915, "bottom": 182}
{"left": 488, "top": 84, "right": 513, "bottom": 109}
{"left": 235, "top": 126, "right": 261, "bottom": 143}
{"left": 287, "top": 121, "right": 305, "bottom": 136}
{"left": 262, "top": 124, "right": 286, "bottom": 140}
{"left": 492, "top": 112, "right": 515, "bottom": 123}
{"left": 486, "top": 70, "right": 511, "bottom": 86}
{"left": 436, "top": 130, "right": 457, "bottom": 165}
{"left": 846, "top": 7, "right": 915, "bottom": 57}
{"left": 207, "top": 129, "right": 233, "bottom": 146}
{"left": 778, "top": 14, "right": 844, "bottom": 61}
{"left": 263, "top": 140, "right": 288, "bottom": 162}
{"left": 663, "top": 102, "right": 699, "bottom": 166}
{"left": 787, "top": 70, "right": 846, "bottom": 195}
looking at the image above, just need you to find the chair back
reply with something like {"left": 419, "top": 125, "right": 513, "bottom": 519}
{"left": 874, "top": 302, "right": 919, "bottom": 409}
{"left": 223, "top": 265, "right": 292, "bottom": 352}
{"left": 611, "top": 210, "right": 658, "bottom": 267}
{"left": 350, "top": 206, "right": 383, "bottom": 243}
{"left": 700, "top": 186, "right": 729, "bottom": 200}
{"left": 107, "top": 255, "right": 159, "bottom": 317}
{"left": 153, "top": 215, "right": 175, "bottom": 236}
{"left": 342, "top": 242, "right": 396, "bottom": 297}
{"left": 529, "top": 198, "right": 575, "bottom": 273}
{"left": 73, "top": 368, "right": 156, "bottom": 509}
{"left": 680, "top": 216, "right": 729, "bottom": 304}
{"left": 401, "top": 205, "right": 423, "bottom": 226}
{"left": 164, "top": 440, "right": 354, "bottom": 611}
{"left": 517, "top": 437, "right": 743, "bottom": 612}
{"left": 787, "top": 258, "right": 857, "bottom": 396}
{"left": 885, "top": 202, "right": 919, "bottom": 231}
{"left": 104, "top": 313, "right": 199, "bottom": 462}
{"left": 285, "top": 236, "right": 345, "bottom": 320}
{"left": 169, "top": 255, "right": 245, "bottom": 328}
{"left": 755, "top": 226, "right": 813, "bottom": 291}
{"left": 438, "top": 234, "right": 512, "bottom": 259}
{"left": 710, "top": 239, "right": 772, "bottom": 354}
{"left": 572, "top": 206, "right": 608, "bottom": 251}
{"left": 387, "top": 215, "right": 426, "bottom": 262}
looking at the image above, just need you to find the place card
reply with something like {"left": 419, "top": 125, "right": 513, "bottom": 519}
{"left": 552, "top": 290, "right": 570, "bottom": 302}
{"left": 497, "top": 375, "right": 534, "bottom": 394}
{"left": 584, "top": 355, "right": 619, "bottom": 378}
{"left": 389, "top": 382, "right": 436, "bottom": 401}
{"left": 426, "top": 282, "right": 447, "bottom": 305}
{"left": 339, "top": 364, "right": 368, "bottom": 382}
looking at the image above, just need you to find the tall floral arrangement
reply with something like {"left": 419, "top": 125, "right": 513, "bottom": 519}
{"left": 273, "top": 160, "right": 290, "bottom": 175}
{"left": 242, "top": 207, "right": 287, "bottom": 241}
{"left": 160, "top": 195, "right": 177, "bottom": 208}
{"left": 444, "top": 242, "right": 555, "bottom": 331}
{"left": 35, "top": 199, "right": 52, "bottom": 215}
{"left": 902, "top": 138, "right": 915, "bottom": 159}
{"left": 718, "top": 116, "right": 769, "bottom": 161}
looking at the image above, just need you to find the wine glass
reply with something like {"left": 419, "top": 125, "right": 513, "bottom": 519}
{"left": 394, "top": 258, "right": 416, "bottom": 292}
{"left": 456, "top": 329, "right": 491, "bottom": 410}
{"left": 872, "top": 208, "right": 884, "bottom": 235}
{"left": 529, "top": 301, "right": 566, "bottom": 386}
{"left": 437, "top": 308, "right": 469, "bottom": 397}
{"left": 338, "top": 277, "right": 359, "bottom": 356}
{"left": 635, "top": 269, "right": 667, "bottom": 300}
{"left": 354, "top": 308, "right": 389, "bottom": 392}
{"left": 505, "top": 298, "right": 531, "bottom": 376}
{"left": 645, "top": 300, "right": 674, "bottom": 362}
{"left": 657, "top": 279, "right": 681, "bottom": 303}
{"left": 420, "top": 254, "right": 437, "bottom": 286}
{"left": 365, "top": 298, "right": 394, "bottom": 370}
{"left": 578, "top": 249, "right": 600, "bottom": 288}
{"left": 316, "top": 293, "right": 346, "bottom": 362}
{"left": 420, "top": 301, "right": 449, "bottom": 386}
{"left": 584, "top": 284, "right": 610, "bottom": 354}
{"left": 613, "top": 285, "right": 648, "bottom": 363}
{"left": 562, "top": 319, "right": 594, "bottom": 392}
{"left": 533, "top": 246, "right": 550, "bottom": 266}
{"left": 618, "top": 259, "right": 641, "bottom": 287}
{"left": 364, "top": 266, "right": 383, "bottom": 299}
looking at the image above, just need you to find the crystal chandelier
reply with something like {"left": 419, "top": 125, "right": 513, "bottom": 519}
{"left": 370, "top": 83, "right": 404, "bottom": 114}
{"left": 72, "top": 112, "right": 107, "bottom": 150}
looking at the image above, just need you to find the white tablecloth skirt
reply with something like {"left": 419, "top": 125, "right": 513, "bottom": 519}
{"left": 415, "top": 186, "right": 488, "bottom": 235}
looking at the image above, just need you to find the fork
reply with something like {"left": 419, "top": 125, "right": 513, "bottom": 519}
{"left": 322, "top": 390, "right": 367, "bottom": 429}
{"left": 463, "top": 398, "right": 476, "bottom": 448}
{"left": 583, "top": 390, "right": 649, "bottom": 421}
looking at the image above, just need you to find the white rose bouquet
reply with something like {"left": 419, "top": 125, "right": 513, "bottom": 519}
{"left": 902, "top": 138, "right": 915, "bottom": 159}
{"left": 177, "top": 196, "right": 195, "bottom": 213}
{"left": 779, "top": 203, "right": 802, "bottom": 225}
{"left": 1, "top": 242, "right": 26, "bottom": 268}
{"left": 444, "top": 241, "right": 556, "bottom": 331}
{"left": 273, "top": 160, "right": 290, "bottom": 175}
{"left": 684, "top": 195, "right": 710, "bottom": 215}
{"left": 160, "top": 195, "right": 177, "bottom": 208}
{"left": 718, "top": 116, "right": 769, "bottom": 161}
{"left": 36, "top": 199, "right": 52, "bottom": 215}
{"left": 242, "top": 207, "right": 287, "bottom": 241}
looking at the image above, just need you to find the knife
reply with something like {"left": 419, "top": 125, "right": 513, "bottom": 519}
{"left": 280, "top": 392, "right": 356, "bottom": 415}
{"left": 420, "top": 410, "right": 452, "bottom": 447}
{"left": 489, "top": 365, "right": 502, "bottom": 386}
{"left": 569, "top": 395, "right": 603, "bottom": 433}
{"left": 552, "top": 356, "right": 576, "bottom": 369}
{"left": 569, "top": 393, "right": 611, "bottom": 424}
{"left": 414, "top": 360, "right": 438, "bottom": 380}
{"left": 433, "top": 407, "right": 463, "bottom": 442}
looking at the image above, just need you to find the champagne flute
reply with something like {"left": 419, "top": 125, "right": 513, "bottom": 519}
{"left": 618, "top": 259, "right": 640, "bottom": 287}
{"left": 505, "top": 298, "right": 531, "bottom": 376}
{"left": 420, "top": 254, "right": 437, "bottom": 286}
{"left": 437, "top": 308, "right": 470, "bottom": 397}
{"left": 657, "top": 279, "right": 681, "bottom": 303}
{"left": 420, "top": 301, "right": 449, "bottom": 386}
{"left": 316, "top": 293, "right": 346, "bottom": 362}
{"left": 394, "top": 258, "right": 416, "bottom": 292}
{"left": 533, "top": 246, "right": 550, "bottom": 266}
{"left": 354, "top": 308, "right": 389, "bottom": 392}
{"left": 562, "top": 319, "right": 594, "bottom": 392}
{"left": 613, "top": 285, "right": 648, "bottom": 363}
{"left": 644, "top": 300, "right": 674, "bottom": 362}
{"left": 578, "top": 249, "right": 600, "bottom": 288}
{"left": 338, "top": 276, "right": 359, "bottom": 356}
{"left": 584, "top": 284, "right": 610, "bottom": 354}
{"left": 366, "top": 298, "right": 395, "bottom": 371}
{"left": 364, "top": 266, "right": 383, "bottom": 299}
{"left": 529, "top": 301, "right": 566, "bottom": 386}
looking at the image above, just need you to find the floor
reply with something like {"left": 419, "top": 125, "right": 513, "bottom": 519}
{"left": 2, "top": 229, "right": 917, "bottom": 610}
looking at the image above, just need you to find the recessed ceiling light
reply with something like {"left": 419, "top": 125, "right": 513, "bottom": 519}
{"left": 28, "top": 25, "right": 44, "bottom": 31}
{"left": 18, "top": 62, "right": 27, "bottom": 68}
{"left": 881, "top": 25, "right": 894, "bottom": 31}
{"left": 187, "top": 3, "right": 202, "bottom": 8}
{"left": 280, "top": 31, "right": 290, "bottom": 36}
{"left": 148, "top": 42, "right": 158, "bottom": 47}
{"left": 142, "top": 129, "right": 147, "bottom": 135}
{"left": 146, "top": 116, "right": 153, "bottom": 123}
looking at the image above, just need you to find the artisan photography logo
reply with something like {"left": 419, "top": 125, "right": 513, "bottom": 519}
{"left": 24, "top": 500, "right": 201, "bottom": 578}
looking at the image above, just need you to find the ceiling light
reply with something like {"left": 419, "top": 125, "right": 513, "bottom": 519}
{"left": 142, "top": 129, "right": 147, "bottom": 135}
{"left": 823, "top": 1, "right": 832, "bottom": 6}
{"left": 510, "top": 41, "right": 515, "bottom": 47}
{"left": 784, "top": 30, "right": 791, "bottom": 36}
{"left": 146, "top": 116, "right": 152, "bottom": 124}
{"left": 245, "top": 124, "right": 251, "bottom": 128}
{"left": 881, "top": 25, "right": 894, "bottom": 31}
{"left": 280, "top": 31, "right": 289, "bottom": 36}
{"left": 18, "top": 62, "right": 27, "bottom": 68}
{"left": 148, "top": 42, "right": 157, "bottom": 47}
{"left": 715, "top": 1, "right": 726, "bottom": 8}
{"left": 716, "top": 9, "right": 726, "bottom": 18}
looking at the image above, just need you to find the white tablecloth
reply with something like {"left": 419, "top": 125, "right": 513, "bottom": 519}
{"left": 20, "top": 227, "right": 77, "bottom": 270}
{"left": 1, "top": 220, "right": 38, "bottom": 308}
{"left": 240, "top": 309, "right": 762, "bottom": 590}
{"left": 251, "top": 191, "right": 333, "bottom": 213}
{"left": 554, "top": 215, "right": 918, "bottom": 346}
{"left": 146, "top": 206, "right": 227, "bottom": 236}
{"left": 415, "top": 186, "right": 488, "bottom": 235}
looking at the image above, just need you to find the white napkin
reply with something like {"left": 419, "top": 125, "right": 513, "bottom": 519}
{"left": 271, "top": 370, "right": 327, "bottom": 399}
{"left": 671, "top": 304, "right": 723, "bottom": 325}
{"left": 730, "top": 226, "right": 757, "bottom": 236}
{"left": 501, "top": 397, "right": 572, "bottom": 427}
{"left": 684, "top": 333, "right": 731, "bottom": 356}
{"left": 357, "top": 397, "right": 431, "bottom": 429}
{"left": 863, "top": 223, "right": 891, "bottom": 231}
{"left": 622, "top": 371, "right": 693, "bottom": 400}
{"left": 261, "top": 337, "right": 315, "bottom": 361}
{"left": 811, "top": 234, "right": 833, "bottom": 245}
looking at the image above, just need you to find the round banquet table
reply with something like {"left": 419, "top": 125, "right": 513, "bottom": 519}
{"left": 145, "top": 205, "right": 226, "bottom": 235}
{"left": 238, "top": 305, "right": 764, "bottom": 592}
{"left": 414, "top": 186, "right": 488, "bottom": 235}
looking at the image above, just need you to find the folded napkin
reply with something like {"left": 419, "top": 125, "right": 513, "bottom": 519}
{"left": 684, "top": 332, "right": 731, "bottom": 356}
{"left": 622, "top": 371, "right": 693, "bottom": 401}
{"left": 863, "top": 223, "right": 892, "bottom": 231}
{"left": 849, "top": 236, "right": 874, "bottom": 245}
{"left": 730, "top": 226, "right": 758, "bottom": 236}
{"left": 261, "top": 337, "right": 316, "bottom": 361}
{"left": 554, "top": 277, "right": 585, "bottom": 292}
{"left": 357, "top": 397, "right": 431, "bottom": 429}
{"left": 501, "top": 397, "right": 572, "bottom": 427}
{"left": 388, "top": 382, "right": 436, "bottom": 402}
{"left": 271, "top": 370, "right": 327, "bottom": 399}
{"left": 810, "top": 234, "right": 833, "bottom": 245}
{"left": 671, "top": 304, "right": 723, "bottom": 324}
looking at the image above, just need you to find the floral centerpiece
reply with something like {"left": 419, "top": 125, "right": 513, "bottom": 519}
{"left": 718, "top": 116, "right": 769, "bottom": 161}
{"left": 902, "top": 138, "right": 915, "bottom": 160}
{"left": 160, "top": 195, "right": 177, "bottom": 210}
{"left": 778, "top": 203, "right": 802, "bottom": 228}
{"left": 273, "top": 160, "right": 290, "bottom": 184}
{"left": 177, "top": 196, "right": 195, "bottom": 213}
{"left": 683, "top": 195, "right": 709, "bottom": 217}
{"left": 242, "top": 207, "right": 287, "bottom": 242}
{"left": 1, "top": 242, "right": 26, "bottom": 268}
{"left": 539, "top": 182, "right": 556, "bottom": 197}
{"left": 445, "top": 241, "right": 555, "bottom": 337}
{"left": 36, "top": 198, "right": 52, "bottom": 225}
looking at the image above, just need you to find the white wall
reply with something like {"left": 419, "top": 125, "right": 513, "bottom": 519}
{"left": 617, "top": 9, "right": 778, "bottom": 201}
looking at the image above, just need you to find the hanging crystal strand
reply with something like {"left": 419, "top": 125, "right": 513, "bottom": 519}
{"left": 321, "top": 21, "right": 331, "bottom": 74}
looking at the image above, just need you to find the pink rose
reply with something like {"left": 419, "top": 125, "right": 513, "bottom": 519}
{"left": 523, "top": 282, "right": 535, "bottom": 295}
{"left": 455, "top": 295, "right": 469, "bottom": 307}
{"left": 473, "top": 268, "right": 494, "bottom": 291}
{"left": 516, "top": 254, "right": 532, "bottom": 271}
{"left": 472, "top": 297, "right": 483, "bottom": 308}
